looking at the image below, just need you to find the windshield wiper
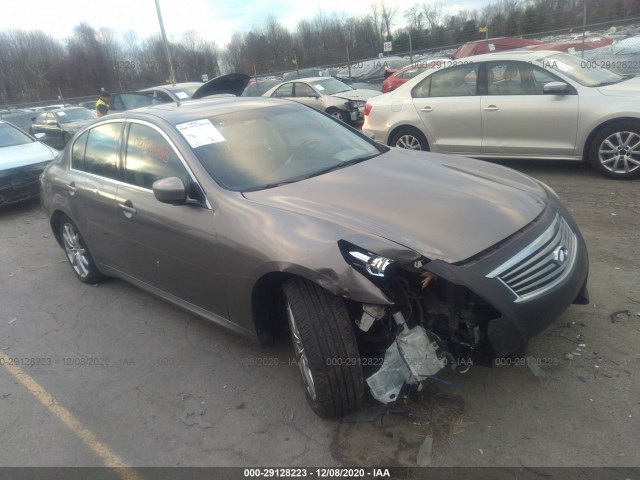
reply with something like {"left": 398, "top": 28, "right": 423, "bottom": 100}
{"left": 245, "top": 154, "right": 380, "bottom": 192}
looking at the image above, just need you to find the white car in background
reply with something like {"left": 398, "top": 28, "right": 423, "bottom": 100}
{"left": 363, "top": 50, "right": 640, "bottom": 179}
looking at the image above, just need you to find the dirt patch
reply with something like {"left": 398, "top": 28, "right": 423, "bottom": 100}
{"left": 330, "top": 384, "right": 468, "bottom": 467}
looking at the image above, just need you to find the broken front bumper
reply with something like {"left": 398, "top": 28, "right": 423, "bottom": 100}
{"left": 424, "top": 202, "right": 589, "bottom": 356}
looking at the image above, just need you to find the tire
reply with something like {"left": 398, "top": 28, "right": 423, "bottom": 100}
{"left": 390, "top": 127, "right": 429, "bottom": 151}
{"left": 59, "top": 215, "right": 104, "bottom": 284}
{"left": 589, "top": 122, "right": 640, "bottom": 179}
{"left": 282, "top": 278, "right": 364, "bottom": 418}
{"left": 327, "top": 108, "right": 348, "bottom": 122}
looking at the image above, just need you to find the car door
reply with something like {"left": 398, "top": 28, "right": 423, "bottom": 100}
{"left": 271, "top": 83, "right": 294, "bottom": 101}
{"left": 481, "top": 61, "right": 579, "bottom": 156}
{"left": 411, "top": 64, "right": 482, "bottom": 154}
{"left": 293, "top": 82, "right": 322, "bottom": 110}
{"left": 115, "top": 121, "right": 227, "bottom": 318}
{"left": 64, "top": 121, "right": 126, "bottom": 270}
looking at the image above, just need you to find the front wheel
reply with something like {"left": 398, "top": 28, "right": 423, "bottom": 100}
{"left": 390, "top": 127, "right": 429, "bottom": 151}
{"left": 283, "top": 278, "right": 364, "bottom": 418}
{"left": 327, "top": 108, "right": 348, "bottom": 122}
{"left": 59, "top": 215, "right": 104, "bottom": 284}
{"left": 589, "top": 122, "right": 640, "bottom": 179}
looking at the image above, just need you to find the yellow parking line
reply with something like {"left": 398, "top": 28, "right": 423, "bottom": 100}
{"left": 1, "top": 352, "right": 143, "bottom": 480}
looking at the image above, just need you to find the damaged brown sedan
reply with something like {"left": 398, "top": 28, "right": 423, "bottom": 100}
{"left": 40, "top": 97, "right": 589, "bottom": 417}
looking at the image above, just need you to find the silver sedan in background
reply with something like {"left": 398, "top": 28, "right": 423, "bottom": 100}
{"left": 263, "top": 77, "right": 381, "bottom": 125}
{"left": 363, "top": 51, "right": 640, "bottom": 179}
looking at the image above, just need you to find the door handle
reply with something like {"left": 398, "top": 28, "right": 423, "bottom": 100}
{"left": 483, "top": 105, "right": 499, "bottom": 111}
{"left": 118, "top": 200, "right": 137, "bottom": 217}
{"left": 420, "top": 106, "right": 433, "bottom": 112}
{"left": 65, "top": 181, "right": 77, "bottom": 196}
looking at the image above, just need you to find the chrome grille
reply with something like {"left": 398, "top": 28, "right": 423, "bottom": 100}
{"left": 486, "top": 214, "right": 577, "bottom": 303}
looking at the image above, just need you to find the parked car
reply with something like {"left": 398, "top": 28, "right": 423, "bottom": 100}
{"left": 0, "top": 110, "right": 37, "bottom": 133}
{"left": 29, "top": 107, "right": 96, "bottom": 149}
{"left": 363, "top": 50, "right": 640, "bottom": 179}
{"left": 137, "top": 82, "right": 205, "bottom": 102}
{"left": 452, "top": 37, "right": 542, "bottom": 58}
{"left": 0, "top": 121, "right": 57, "bottom": 206}
{"left": 263, "top": 77, "right": 381, "bottom": 124}
{"left": 242, "top": 77, "right": 283, "bottom": 97}
{"left": 41, "top": 97, "right": 589, "bottom": 417}
{"left": 110, "top": 76, "right": 249, "bottom": 112}
{"left": 382, "top": 59, "right": 450, "bottom": 93}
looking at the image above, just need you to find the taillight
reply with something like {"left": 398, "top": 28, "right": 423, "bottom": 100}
{"left": 364, "top": 103, "right": 372, "bottom": 116}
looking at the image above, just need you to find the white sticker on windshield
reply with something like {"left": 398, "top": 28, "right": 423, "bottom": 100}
{"left": 57, "top": 111, "right": 66, "bottom": 116}
{"left": 488, "top": 43, "right": 496, "bottom": 51}
{"left": 316, "top": 84, "right": 325, "bottom": 91}
{"left": 175, "top": 91, "right": 189, "bottom": 99}
{"left": 176, "top": 119, "right": 225, "bottom": 148}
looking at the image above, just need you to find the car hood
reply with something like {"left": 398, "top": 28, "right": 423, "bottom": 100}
{"left": 332, "top": 89, "right": 382, "bottom": 101}
{"left": 243, "top": 150, "right": 547, "bottom": 263}
{"left": 0, "top": 141, "right": 56, "bottom": 170}
{"left": 596, "top": 76, "right": 640, "bottom": 96}
{"left": 192, "top": 73, "right": 252, "bottom": 99}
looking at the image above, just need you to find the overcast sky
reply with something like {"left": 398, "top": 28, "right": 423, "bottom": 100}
{"left": 0, "top": 0, "right": 492, "bottom": 48}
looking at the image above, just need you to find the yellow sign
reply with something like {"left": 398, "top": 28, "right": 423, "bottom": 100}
{"left": 479, "top": 26, "right": 487, "bottom": 33}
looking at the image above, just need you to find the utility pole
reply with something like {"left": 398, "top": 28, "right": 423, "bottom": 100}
{"left": 155, "top": 0, "right": 176, "bottom": 85}
{"left": 581, "top": 1, "right": 587, "bottom": 58}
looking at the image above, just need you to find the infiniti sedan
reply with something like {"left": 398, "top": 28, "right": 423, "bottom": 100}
{"left": 41, "top": 97, "right": 589, "bottom": 417}
{"left": 363, "top": 50, "right": 640, "bottom": 179}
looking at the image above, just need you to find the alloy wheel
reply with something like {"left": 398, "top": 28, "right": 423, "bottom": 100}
{"left": 598, "top": 131, "right": 640, "bottom": 175}
{"left": 286, "top": 303, "right": 317, "bottom": 401}
{"left": 395, "top": 134, "right": 423, "bottom": 150}
{"left": 62, "top": 222, "right": 90, "bottom": 278}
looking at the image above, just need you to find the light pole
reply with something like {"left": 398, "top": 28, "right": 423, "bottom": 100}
{"left": 155, "top": 0, "right": 176, "bottom": 85}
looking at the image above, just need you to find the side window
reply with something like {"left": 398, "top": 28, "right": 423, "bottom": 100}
{"left": 124, "top": 123, "right": 188, "bottom": 190}
{"left": 399, "top": 67, "right": 419, "bottom": 79}
{"left": 294, "top": 83, "right": 316, "bottom": 97}
{"left": 35, "top": 113, "right": 47, "bottom": 125}
{"left": 83, "top": 123, "right": 122, "bottom": 180}
{"left": 273, "top": 83, "right": 293, "bottom": 98}
{"left": 71, "top": 130, "right": 89, "bottom": 171}
{"left": 428, "top": 64, "right": 478, "bottom": 97}
{"left": 487, "top": 62, "right": 554, "bottom": 95}
{"left": 412, "top": 76, "right": 431, "bottom": 98}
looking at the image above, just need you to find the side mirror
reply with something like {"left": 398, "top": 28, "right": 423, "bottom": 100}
{"left": 34, "top": 133, "right": 46, "bottom": 140}
{"left": 543, "top": 82, "right": 569, "bottom": 95}
{"left": 152, "top": 177, "right": 187, "bottom": 204}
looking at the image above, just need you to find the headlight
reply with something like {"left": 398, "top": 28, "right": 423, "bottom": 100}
{"left": 339, "top": 240, "right": 393, "bottom": 277}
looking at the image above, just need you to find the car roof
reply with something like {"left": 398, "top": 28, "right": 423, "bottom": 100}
{"left": 457, "top": 50, "right": 562, "bottom": 63}
{"left": 48, "top": 107, "right": 89, "bottom": 114}
{"left": 107, "top": 96, "right": 290, "bottom": 125}
{"left": 140, "top": 82, "right": 203, "bottom": 93}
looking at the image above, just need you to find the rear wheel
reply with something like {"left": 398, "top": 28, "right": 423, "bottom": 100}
{"left": 390, "top": 127, "right": 429, "bottom": 151}
{"left": 589, "top": 122, "right": 640, "bottom": 179}
{"left": 59, "top": 215, "right": 104, "bottom": 284}
{"left": 282, "top": 278, "right": 364, "bottom": 418}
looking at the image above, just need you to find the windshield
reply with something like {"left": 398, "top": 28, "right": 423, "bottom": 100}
{"left": 309, "top": 78, "right": 354, "bottom": 95}
{"left": 0, "top": 122, "right": 33, "bottom": 148}
{"left": 536, "top": 52, "right": 626, "bottom": 87}
{"left": 56, "top": 108, "right": 95, "bottom": 124}
{"left": 186, "top": 103, "right": 382, "bottom": 191}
